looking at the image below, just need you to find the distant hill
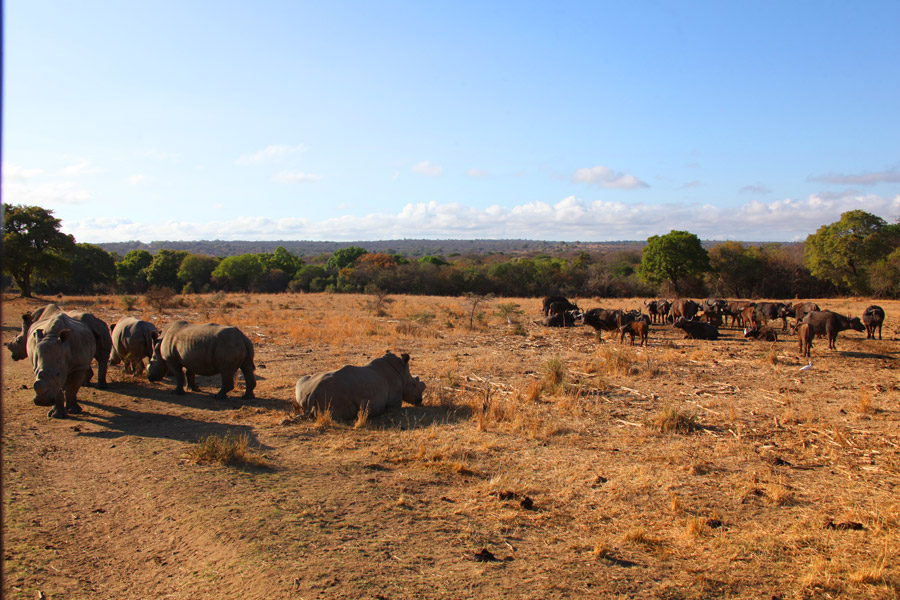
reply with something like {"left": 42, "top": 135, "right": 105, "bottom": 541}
{"left": 97, "top": 239, "right": 797, "bottom": 259}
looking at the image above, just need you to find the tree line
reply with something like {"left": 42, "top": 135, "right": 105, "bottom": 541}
{"left": 4, "top": 204, "right": 900, "bottom": 299}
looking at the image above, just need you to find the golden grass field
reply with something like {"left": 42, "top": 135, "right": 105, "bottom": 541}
{"left": 2, "top": 292, "right": 899, "bottom": 599}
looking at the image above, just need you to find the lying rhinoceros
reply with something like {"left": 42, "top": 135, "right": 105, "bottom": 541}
{"left": 294, "top": 352, "right": 426, "bottom": 421}
{"left": 8, "top": 304, "right": 112, "bottom": 389}
{"left": 110, "top": 316, "right": 159, "bottom": 375}
{"left": 28, "top": 311, "right": 96, "bottom": 418}
{"left": 147, "top": 321, "right": 256, "bottom": 399}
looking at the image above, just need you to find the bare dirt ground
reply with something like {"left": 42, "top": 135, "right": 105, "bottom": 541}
{"left": 2, "top": 293, "right": 899, "bottom": 599}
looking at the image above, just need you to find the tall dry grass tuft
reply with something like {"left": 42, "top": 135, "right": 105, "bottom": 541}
{"left": 857, "top": 389, "right": 874, "bottom": 414}
{"left": 651, "top": 405, "right": 700, "bottom": 434}
{"left": 543, "top": 357, "right": 566, "bottom": 389}
{"left": 314, "top": 407, "right": 337, "bottom": 430}
{"left": 596, "top": 345, "right": 636, "bottom": 377}
{"left": 354, "top": 404, "right": 370, "bottom": 429}
{"left": 187, "top": 432, "right": 268, "bottom": 468}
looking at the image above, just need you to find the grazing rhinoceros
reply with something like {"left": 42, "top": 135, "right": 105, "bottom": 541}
{"left": 27, "top": 311, "right": 96, "bottom": 418}
{"left": 110, "top": 316, "right": 159, "bottom": 375}
{"left": 8, "top": 304, "right": 112, "bottom": 389}
{"left": 147, "top": 321, "right": 256, "bottom": 399}
{"left": 295, "top": 352, "right": 426, "bottom": 421}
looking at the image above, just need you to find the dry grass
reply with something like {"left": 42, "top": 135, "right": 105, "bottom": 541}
{"left": 4, "top": 293, "right": 900, "bottom": 599}
{"left": 186, "top": 432, "right": 268, "bottom": 468}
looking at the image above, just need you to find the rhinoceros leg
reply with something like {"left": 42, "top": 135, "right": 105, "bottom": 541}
{"left": 96, "top": 354, "right": 109, "bottom": 390}
{"left": 215, "top": 370, "right": 235, "bottom": 399}
{"left": 240, "top": 364, "right": 256, "bottom": 399}
{"left": 170, "top": 363, "right": 187, "bottom": 395}
{"left": 63, "top": 370, "right": 86, "bottom": 415}
{"left": 185, "top": 370, "right": 200, "bottom": 392}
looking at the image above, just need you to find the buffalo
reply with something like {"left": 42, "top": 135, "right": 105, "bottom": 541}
{"left": 673, "top": 317, "right": 718, "bottom": 340}
{"left": 619, "top": 317, "right": 650, "bottom": 346}
{"left": 799, "top": 311, "right": 865, "bottom": 350}
{"left": 580, "top": 308, "right": 624, "bottom": 340}
{"left": 743, "top": 325, "right": 777, "bottom": 342}
{"left": 862, "top": 305, "right": 885, "bottom": 340}
{"left": 542, "top": 296, "right": 577, "bottom": 317}
{"left": 669, "top": 299, "right": 700, "bottom": 323}
{"left": 797, "top": 322, "right": 814, "bottom": 357}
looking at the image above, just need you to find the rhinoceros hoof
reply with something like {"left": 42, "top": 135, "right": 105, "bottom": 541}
{"left": 241, "top": 392, "right": 255, "bottom": 400}
{"left": 66, "top": 403, "right": 83, "bottom": 415}
{"left": 214, "top": 392, "right": 228, "bottom": 399}
{"left": 48, "top": 407, "right": 68, "bottom": 419}
{"left": 173, "top": 389, "right": 186, "bottom": 396}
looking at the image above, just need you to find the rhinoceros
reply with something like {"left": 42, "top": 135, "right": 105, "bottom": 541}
{"left": 27, "top": 311, "right": 96, "bottom": 418}
{"left": 295, "top": 352, "right": 426, "bottom": 421}
{"left": 110, "top": 316, "right": 159, "bottom": 374}
{"left": 7, "top": 304, "right": 112, "bottom": 389}
{"left": 147, "top": 321, "right": 256, "bottom": 399}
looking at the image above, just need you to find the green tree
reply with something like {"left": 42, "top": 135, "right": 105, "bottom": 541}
{"left": 326, "top": 246, "right": 368, "bottom": 272}
{"left": 637, "top": 230, "right": 710, "bottom": 295}
{"left": 116, "top": 249, "right": 153, "bottom": 293}
{"left": 145, "top": 249, "right": 189, "bottom": 290}
{"left": 177, "top": 254, "right": 220, "bottom": 292}
{"left": 2, "top": 204, "right": 76, "bottom": 297}
{"left": 63, "top": 243, "right": 117, "bottom": 293}
{"left": 708, "top": 241, "right": 763, "bottom": 297}
{"left": 259, "top": 246, "right": 303, "bottom": 279}
{"left": 804, "top": 210, "right": 900, "bottom": 294}
{"left": 211, "top": 254, "right": 265, "bottom": 290}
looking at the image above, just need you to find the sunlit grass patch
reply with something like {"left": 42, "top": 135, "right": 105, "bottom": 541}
{"left": 187, "top": 432, "right": 268, "bottom": 468}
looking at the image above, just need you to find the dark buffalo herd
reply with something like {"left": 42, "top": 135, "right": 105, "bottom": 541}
{"left": 538, "top": 296, "right": 888, "bottom": 358}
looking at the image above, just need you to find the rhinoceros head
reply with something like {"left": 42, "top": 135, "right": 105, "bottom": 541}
{"left": 399, "top": 353, "right": 426, "bottom": 405}
{"left": 6, "top": 333, "right": 28, "bottom": 361}
{"left": 146, "top": 337, "right": 167, "bottom": 382}
{"left": 31, "top": 329, "right": 70, "bottom": 407}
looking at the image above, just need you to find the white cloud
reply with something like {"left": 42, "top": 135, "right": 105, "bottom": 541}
{"left": 2, "top": 162, "right": 44, "bottom": 181}
{"left": 573, "top": 165, "right": 648, "bottom": 189}
{"left": 128, "top": 174, "right": 146, "bottom": 185}
{"left": 739, "top": 184, "right": 772, "bottom": 194}
{"left": 467, "top": 168, "right": 488, "bottom": 179}
{"left": 60, "top": 160, "right": 103, "bottom": 176}
{"left": 235, "top": 144, "right": 306, "bottom": 166}
{"left": 272, "top": 171, "right": 322, "bottom": 183}
{"left": 411, "top": 160, "right": 442, "bottom": 177}
{"left": 2, "top": 179, "right": 91, "bottom": 206}
{"left": 62, "top": 192, "right": 900, "bottom": 244}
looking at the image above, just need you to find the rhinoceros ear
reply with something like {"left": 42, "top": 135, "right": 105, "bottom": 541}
{"left": 58, "top": 329, "right": 72, "bottom": 342}
{"left": 109, "top": 323, "right": 116, "bottom": 333}
{"left": 401, "top": 353, "right": 410, "bottom": 364}
{"left": 35, "top": 329, "right": 44, "bottom": 341}
{"left": 151, "top": 330, "right": 159, "bottom": 342}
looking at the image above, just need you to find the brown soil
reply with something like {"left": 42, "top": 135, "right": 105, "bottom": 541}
{"left": 3, "top": 293, "right": 899, "bottom": 599}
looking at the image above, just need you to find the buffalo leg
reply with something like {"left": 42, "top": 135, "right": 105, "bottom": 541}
{"left": 216, "top": 370, "right": 236, "bottom": 399}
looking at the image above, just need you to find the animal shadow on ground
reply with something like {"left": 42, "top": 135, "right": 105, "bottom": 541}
{"left": 75, "top": 399, "right": 271, "bottom": 451}
{"left": 106, "top": 374, "right": 289, "bottom": 413}
{"left": 838, "top": 350, "right": 896, "bottom": 360}
{"left": 356, "top": 403, "right": 474, "bottom": 431}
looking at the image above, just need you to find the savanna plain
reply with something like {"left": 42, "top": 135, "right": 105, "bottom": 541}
{"left": 2, "top": 292, "right": 899, "bottom": 599}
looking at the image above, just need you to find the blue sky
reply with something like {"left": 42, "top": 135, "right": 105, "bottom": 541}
{"left": 3, "top": 1, "right": 899, "bottom": 243}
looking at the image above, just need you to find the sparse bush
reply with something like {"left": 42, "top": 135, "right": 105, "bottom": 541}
{"left": 121, "top": 294, "right": 137, "bottom": 311}
{"left": 543, "top": 357, "right": 566, "bottom": 389}
{"left": 187, "top": 432, "right": 267, "bottom": 468}
{"left": 651, "top": 405, "right": 700, "bottom": 434}
{"left": 144, "top": 286, "right": 175, "bottom": 312}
